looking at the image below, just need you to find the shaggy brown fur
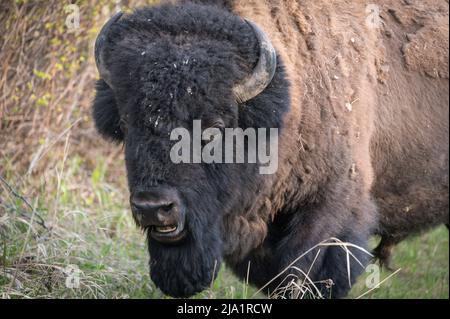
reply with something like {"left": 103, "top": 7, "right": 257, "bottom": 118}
{"left": 215, "top": 0, "right": 449, "bottom": 268}
{"left": 93, "top": 0, "right": 448, "bottom": 297}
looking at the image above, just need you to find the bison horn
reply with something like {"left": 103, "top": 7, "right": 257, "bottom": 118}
{"left": 95, "top": 12, "right": 124, "bottom": 88}
{"left": 233, "top": 20, "right": 278, "bottom": 104}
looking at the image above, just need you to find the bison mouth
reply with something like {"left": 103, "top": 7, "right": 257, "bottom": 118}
{"left": 150, "top": 220, "right": 187, "bottom": 244}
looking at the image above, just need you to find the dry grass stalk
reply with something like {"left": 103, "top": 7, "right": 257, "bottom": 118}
{"left": 249, "top": 238, "right": 374, "bottom": 299}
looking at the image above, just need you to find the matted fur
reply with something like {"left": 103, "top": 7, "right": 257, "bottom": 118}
{"left": 92, "top": 0, "right": 449, "bottom": 298}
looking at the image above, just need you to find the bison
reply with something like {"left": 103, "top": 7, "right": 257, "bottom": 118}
{"left": 92, "top": 0, "right": 449, "bottom": 298}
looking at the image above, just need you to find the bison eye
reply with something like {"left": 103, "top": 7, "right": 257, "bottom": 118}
{"left": 119, "top": 118, "right": 128, "bottom": 135}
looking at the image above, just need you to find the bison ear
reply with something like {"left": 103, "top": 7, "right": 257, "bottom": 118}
{"left": 92, "top": 80, "right": 124, "bottom": 142}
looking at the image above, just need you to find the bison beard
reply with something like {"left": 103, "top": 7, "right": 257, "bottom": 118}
{"left": 148, "top": 211, "right": 222, "bottom": 298}
{"left": 92, "top": 0, "right": 449, "bottom": 299}
{"left": 149, "top": 236, "right": 221, "bottom": 298}
{"left": 144, "top": 181, "right": 224, "bottom": 298}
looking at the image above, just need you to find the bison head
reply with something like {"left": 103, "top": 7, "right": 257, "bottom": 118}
{"left": 92, "top": 3, "right": 288, "bottom": 298}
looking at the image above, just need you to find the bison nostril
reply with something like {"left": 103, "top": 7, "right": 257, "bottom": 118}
{"left": 131, "top": 201, "right": 176, "bottom": 219}
{"left": 130, "top": 187, "right": 184, "bottom": 230}
{"left": 132, "top": 200, "right": 175, "bottom": 215}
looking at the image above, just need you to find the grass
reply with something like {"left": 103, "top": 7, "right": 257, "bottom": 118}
{"left": 349, "top": 226, "right": 449, "bottom": 299}
{"left": 0, "top": 155, "right": 448, "bottom": 299}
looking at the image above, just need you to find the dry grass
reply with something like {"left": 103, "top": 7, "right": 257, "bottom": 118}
{"left": 0, "top": 0, "right": 158, "bottom": 174}
{"left": 258, "top": 238, "right": 377, "bottom": 299}
{"left": 0, "top": 147, "right": 154, "bottom": 298}
{"left": 0, "top": 0, "right": 159, "bottom": 299}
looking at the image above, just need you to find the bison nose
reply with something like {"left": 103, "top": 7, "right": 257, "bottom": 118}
{"left": 132, "top": 198, "right": 174, "bottom": 219}
{"left": 130, "top": 188, "right": 186, "bottom": 243}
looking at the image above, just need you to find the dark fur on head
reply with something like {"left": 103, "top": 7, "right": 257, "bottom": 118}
{"left": 92, "top": 2, "right": 289, "bottom": 297}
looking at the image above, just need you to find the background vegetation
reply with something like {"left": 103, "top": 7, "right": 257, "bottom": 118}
{"left": 0, "top": 0, "right": 448, "bottom": 299}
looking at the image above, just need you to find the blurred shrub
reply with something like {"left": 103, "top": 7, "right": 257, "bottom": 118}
{"left": 0, "top": 0, "right": 160, "bottom": 299}
{"left": 0, "top": 0, "right": 157, "bottom": 179}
